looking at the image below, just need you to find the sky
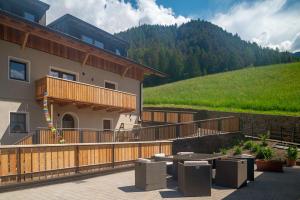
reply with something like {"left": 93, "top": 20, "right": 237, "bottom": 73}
{"left": 42, "top": 0, "right": 300, "bottom": 52}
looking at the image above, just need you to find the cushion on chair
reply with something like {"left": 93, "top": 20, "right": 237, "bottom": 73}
{"left": 184, "top": 161, "right": 209, "bottom": 166}
{"left": 137, "top": 158, "right": 151, "bottom": 163}
{"left": 177, "top": 152, "right": 194, "bottom": 155}
{"left": 154, "top": 153, "right": 166, "bottom": 157}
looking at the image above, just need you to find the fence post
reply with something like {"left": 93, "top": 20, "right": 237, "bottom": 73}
{"left": 97, "top": 131, "right": 100, "bottom": 143}
{"left": 217, "top": 119, "right": 222, "bottom": 133}
{"left": 138, "top": 143, "right": 142, "bottom": 158}
{"left": 112, "top": 144, "right": 115, "bottom": 168}
{"left": 75, "top": 145, "right": 79, "bottom": 173}
{"left": 79, "top": 130, "right": 83, "bottom": 143}
{"left": 159, "top": 142, "right": 162, "bottom": 153}
{"left": 16, "top": 147, "right": 21, "bottom": 182}
{"left": 155, "top": 127, "right": 159, "bottom": 140}
{"left": 151, "top": 111, "right": 154, "bottom": 122}
{"left": 164, "top": 112, "right": 167, "bottom": 123}
{"left": 176, "top": 124, "right": 180, "bottom": 138}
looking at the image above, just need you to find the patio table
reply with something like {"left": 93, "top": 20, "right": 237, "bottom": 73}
{"left": 172, "top": 153, "right": 227, "bottom": 179}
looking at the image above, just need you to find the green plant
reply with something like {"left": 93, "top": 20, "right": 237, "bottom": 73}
{"left": 250, "top": 143, "right": 260, "bottom": 153}
{"left": 259, "top": 132, "right": 269, "bottom": 147}
{"left": 220, "top": 148, "right": 227, "bottom": 155}
{"left": 243, "top": 140, "right": 254, "bottom": 150}
{"left": 256, "top": 147, "right": 274, "bottom": 160}
{"left": 287, "top": 146, "right": 298, "bottom": 160}
{"left": 233, "top": 146, "right": 242, "bottom": 155}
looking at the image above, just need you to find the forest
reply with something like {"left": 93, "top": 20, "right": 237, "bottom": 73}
{"left": 116, "top": 20, "right": 298, "bottom": 86}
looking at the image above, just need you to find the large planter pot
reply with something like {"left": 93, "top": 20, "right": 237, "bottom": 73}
{"left": 256, "top": 159, "right": 283, "bottom": 172}
{"left": 286, "top": 159, "right": 296, "bottom": 167}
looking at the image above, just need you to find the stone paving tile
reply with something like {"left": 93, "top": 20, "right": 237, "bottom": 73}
{"left": 0, "top": 167, "right": 300, "bottom": 200}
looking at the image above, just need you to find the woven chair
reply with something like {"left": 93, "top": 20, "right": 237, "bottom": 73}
{"left": 135, "top": 158, "right": 167, "bottom": 191}
{"left": 232, "top": 154, "right": 255, "bottom": 181}
{"left": 178, "top": 161, "right": 212, "bottom": 197}
{"left": 215, "top": 159, "right": 247, "bottom": 188}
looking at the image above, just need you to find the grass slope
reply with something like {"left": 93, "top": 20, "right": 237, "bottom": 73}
{"left": 144, "top": 62, "right": 300, "bottom": 116}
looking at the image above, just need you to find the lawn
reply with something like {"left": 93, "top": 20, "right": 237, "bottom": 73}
{"left": 144, "top": 62, "right": 300, "bottom": 116}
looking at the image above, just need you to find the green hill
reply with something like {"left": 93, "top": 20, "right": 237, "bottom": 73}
{"left": 116, "top": 20, "right": 298, "bottom": 87}
{"left": 144, "top": 62, "right": 300, "bottom": 116}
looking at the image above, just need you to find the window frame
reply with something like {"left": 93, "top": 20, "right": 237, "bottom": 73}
{"left": 49, "top": 67, "right": 78, "bottom": 81}
{"left": 8, "top": 56, "right": 30, "bottom": 83}
{"left": 103, "top": 118, "right": 113, "bottom": 131}
{"left": 9, "top": 112, "right": 29, "bottom": 134}
{"left": 104, "top": 80, "right": 118, "bottom": 90}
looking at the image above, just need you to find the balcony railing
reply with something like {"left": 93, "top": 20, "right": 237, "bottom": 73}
{"left": 35, "top": 76, "right": 136, "bottom": 112}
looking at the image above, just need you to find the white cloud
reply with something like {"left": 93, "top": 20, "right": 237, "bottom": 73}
{"left": 212, "top": 0, "right": 300, "bottom": 52}
{"left": 42, "top": 0, "right": 190, "bottom": 33}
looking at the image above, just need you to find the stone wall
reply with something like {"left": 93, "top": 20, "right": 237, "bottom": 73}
{"left": 172, "top": 132, "right": 244, "bottom": 154}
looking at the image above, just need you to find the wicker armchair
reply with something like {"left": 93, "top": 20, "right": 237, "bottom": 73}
{"left": 135, "top": 158, "right": 167, "bottom": 191}
{"left": 178, "top": 161, "right": 212, "bottom": 197}
{"left": 215, "top": 159, "right": 247, "bottom": 188}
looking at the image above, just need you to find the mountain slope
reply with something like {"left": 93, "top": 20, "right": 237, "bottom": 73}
{"left": 116, "top": 20, "right": 298, "bottom": 87}
{"left": 144, "top": 62, "right": 300, "bottom": 116}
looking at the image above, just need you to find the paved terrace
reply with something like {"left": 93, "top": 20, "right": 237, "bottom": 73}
{"left": 1, "top": 167, "right": 300, "bottom": 200}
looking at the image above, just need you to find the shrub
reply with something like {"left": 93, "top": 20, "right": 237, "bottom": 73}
{"left": 243, "top": 140, "right": 254, "bottom": 150}
{"left": 259, "top": 132, "right": 269, "bottom": 147}
{"left": 234, "top": 146, "right": 242, "bottom": 155}
{"left": 250, "top": 143, "right": 260, "bottom": 153}
{"left": 220, "top": 148, "right": 227, "bottom": 155}
{"left": 256, "top": 147, "right": 274, "bottom": 160}
{"left": 287, "top": 146, "right": 298, "bottom": 160}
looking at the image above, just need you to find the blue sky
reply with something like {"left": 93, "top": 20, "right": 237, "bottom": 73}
{"left": 43, "top": 0, "right": 300, "bottom": 52}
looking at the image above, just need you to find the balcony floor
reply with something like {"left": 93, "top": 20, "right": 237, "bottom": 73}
{"left": 1, "top": 167, "right": 300, "bottom": 200}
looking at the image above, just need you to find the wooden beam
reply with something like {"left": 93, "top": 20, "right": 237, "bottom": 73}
{"left": 106, "top": 107, "right": 121, "bottom": 112}
{"left": 92, "top": 106, "right": 107, "bottom": 111}
{"left": 122, "top": 66, "right": 132, "bottom": 78}
{"left": 21, "top": 32, "right": 29, "bottom": 50}
{"left": 76, "top": 104, "right": 90, "bottom": 109}
{"left": 82, "top": 53, "right": 90, "bottom": 66}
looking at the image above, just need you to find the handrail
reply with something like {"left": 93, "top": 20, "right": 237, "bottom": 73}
{"left": 44, "top": 75, "right": 136, "bottom": 96}
{"left": 35, "top": 116, "right": 238, "bottom": 132}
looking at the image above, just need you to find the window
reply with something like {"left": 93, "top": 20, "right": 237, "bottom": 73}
{"left": 24, "top": 12, "right": 35, "bottom": 22}
{"left": 62, "top": 114, "right": 75, "bottom": 129}
{"left": 81, "top": 35, "right": 93, "bottom": 45}
{"left": 10, "top": 113, "right": 28, "bottom": 133}
{"left": 103, "top": 119, "right": 112, "bottom": 131}
{"left": 104, "top": 81, "right": 117, "bottom": 90}
{"left": 50, "top": 69, "right": 76, "bottom": 81}
{"left": 115, "top": 49, "right": 121, "bottom": 56}
{"left": 95, "top": 40, "right": 104, "bottom": 49}
{"left": 9, "top": 59, "right": 28, "bottom": 82}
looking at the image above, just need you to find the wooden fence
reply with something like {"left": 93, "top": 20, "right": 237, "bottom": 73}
{"left": 14, "top": 116, "right": 240, "bottom": 145}
{"left": 142, "top": 110, "right": 195, "bottom": 123}
{"left": 0, "top": 141, "right": 172, "bottom": 187}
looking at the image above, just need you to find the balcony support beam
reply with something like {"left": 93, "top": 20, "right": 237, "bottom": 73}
{"left": 82, "top": 53, "right": 90, "bottom": 66}
{"left": 122, "top": 66, "right": 132, "bottom": 78}
{"left": 21, "top": 32, "right": 30, "bottom": 50}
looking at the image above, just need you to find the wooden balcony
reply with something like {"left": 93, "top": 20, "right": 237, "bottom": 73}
{"left": 35, "top": 76, "right": 136, "bottom": 112}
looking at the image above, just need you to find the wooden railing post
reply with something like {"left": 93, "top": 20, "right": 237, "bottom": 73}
{"left": 79, "top": 130, "right": 83, "bottom": 143}
{"left": 155, "top": 127, "right": 159, "bottom": 140}
{"left": 164, "top": 112, "right": 167, "bottom": 123}
{"left": 16, "top": 147, "right": 21, "bottom": 182}
{"left": 151, "top": 111, "right": 154, "bottom": 122}
{"left": 112, "top": 144, "right": 115, "bottom": 168}
{"left": 74, "top": 145, "right": 79, "bottom": 174}
{"left": 138, "top": 143, "right": 142, "bottom": 158}
{"left": 97, "top": 131, "right": 100, "bottom": 143}
{"left": 176, "top": 124, "right": 180, "bottom": 138}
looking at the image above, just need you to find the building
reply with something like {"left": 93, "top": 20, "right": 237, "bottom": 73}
{"left": 0, "top": 0, "right": 165, "bottom": 144}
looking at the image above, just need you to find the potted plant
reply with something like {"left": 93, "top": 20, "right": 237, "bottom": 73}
{"left": 286, "top": 146, "right": 298, "bottom": 167}
{"left": 255, "top": 147, "right": 283, "bottom": 172}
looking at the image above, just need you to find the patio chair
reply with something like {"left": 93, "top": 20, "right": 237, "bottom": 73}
{"left": 135, "top": 158, "right": 167, "bottom": 191}
{"left": 215, "top": 159, "right": 247, "bottom": 188}
{"left": 232, "top": 154, "right": 255, "bottom": 181}
{"left": 154, "top": 153, "right": 174, "bottom": 175}
{"left": 178, "top": 161, "right": 212, "bottom": 197}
